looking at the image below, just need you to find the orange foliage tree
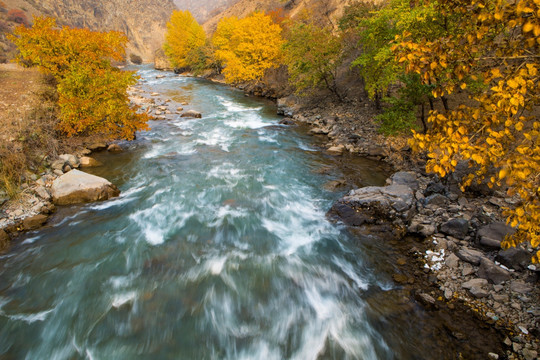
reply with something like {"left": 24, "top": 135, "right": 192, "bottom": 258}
{"left": 394, "top": 0, "right": 540, "bottom": 261}
{"left": 9, "top": 16, "right": 148, "bottom": 139}
{"left": 212, "top": 12, "right": 284, "bottom": 83}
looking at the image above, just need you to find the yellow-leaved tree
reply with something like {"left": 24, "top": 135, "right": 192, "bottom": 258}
{"left": 10, "top": 16, "right": 148, "bottom": 140}
{"left": 163, "top": 10, "right": 207, "bottom": 70}
{"left": 393, "top": 0, "right": 540, "bottom": 261}
{"left": 212, "top": 12, "right": 284, "bottom": 83}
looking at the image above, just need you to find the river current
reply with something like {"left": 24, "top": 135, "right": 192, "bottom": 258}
{"left": 1, "top": 66, "right": 442, "bottom": 359}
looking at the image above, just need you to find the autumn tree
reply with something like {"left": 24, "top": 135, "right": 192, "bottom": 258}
{"left": 283, "top": 19, "right": 344, "bottom": 100}
{"left": 394, "top": 0, "right": 540, "bottom": 261}
{"left": 212, "top": 12, "right": 284, "bottom": 83}
{"left": 163, "top": 10, "right": 206, "bottom": 70}
{"left": 10, "top": 16, "right": 148, "bottom": 139}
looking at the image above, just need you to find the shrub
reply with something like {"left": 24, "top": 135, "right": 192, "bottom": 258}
{"left": 7, "top": 9, "right": 28, "bottom": 26}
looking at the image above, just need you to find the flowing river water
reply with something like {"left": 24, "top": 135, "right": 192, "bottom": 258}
{"left": 0, "top": 67, "right": 489, "bottom": 359}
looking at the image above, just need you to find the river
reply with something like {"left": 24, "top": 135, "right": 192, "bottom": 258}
{"left": 0, "top": 66, "right": 470, "bottom": 359}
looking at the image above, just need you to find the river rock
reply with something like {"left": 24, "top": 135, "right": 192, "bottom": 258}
{"left": 424, "top": 181, "right": 446, "bottom": 197}
{"left": 277, "top": 95, "right": 300, "bottom": 116}
{"left": 51, "top": 159, "right": 65, "bottom": 171}
{"left": 445, "top": 253, "right": 460, "bottom": 268}
{"left": 181, "top": 110, "right": 202, "bottom": 118}
{"left": 107, "top": 144, "right": 123, "bottom": 153}
{"left": 309, "top": 127, "right": 329, "bottom": 135}
{"left": 457, "top": 247, "right": 486, "bottom": 265}
{"left": 79, "top": 156, "right": 103, "bottom": 168}
{"left": 424, "top": 194, "right": 448, "bottom": 206}
{"left": 462, "top": 278, "right": 490, "bottom": 298}
{"left": 59, "top": 154, "right": 80, "bottom": 168}
{"left": 477, "top": 258, "right": 511, "bottom": 285}
{"left": 477, "top": 222, "right": 515, "bottom": 249}
{"left": 51, "top": 170, "right": 120, "bottom": 205}
{"left": 327, "top": 145, "right": 345, "bottom": 155}
{"left": 22, "top": 214, "right": 48, "bottom": 230}
{"left": 440, "top": 218, "right": 469, "bottom": 240}
{"left": 34, "top": 186, "right": 51, "bottom": 200}
{"left": 495, "top": 248, "right": 530, "bottom": 271}
{"left": 390, "top": 172, "right": 419, "bottom": 191}
{"left": 88, "top": 142, "right": 107, "bottom": 151}
{"left": 510, "top": 281, "right": 533, "bottom": 294}
{"left": 330, "top": 184, "right": 415, "bottom": 227}
{"left": 349, "top": 185, "right": 414, "bottom": 213}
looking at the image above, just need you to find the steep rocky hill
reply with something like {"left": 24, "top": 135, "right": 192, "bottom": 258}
{"left": 174, "top": 0, "right": 239, "bottom": 23}
{"left": 2, "top": 0, "right": 177, "bottom": 61}
{"left": 203, "top": 0, "right": 358, "bottom": 33}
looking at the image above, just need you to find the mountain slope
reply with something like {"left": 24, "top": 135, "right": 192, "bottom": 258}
{"left": 2, "top": 0, "right": 177, "bottom": 61}
{"left": 203, "top": 0, "right": 358, "bottom": 33}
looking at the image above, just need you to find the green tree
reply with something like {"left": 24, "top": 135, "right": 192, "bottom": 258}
{"left": 283, "top": 19, "right": 344, "bottom": 101}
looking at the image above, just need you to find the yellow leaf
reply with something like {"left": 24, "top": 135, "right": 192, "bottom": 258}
{"left": 507, "top": 79, "right": 519, "bottom": 89}
{"left": 523, "top": 22, "right": 534, "bottom": 32}
{"left": 460, "top": 83, "right": 467, "bottom": 90}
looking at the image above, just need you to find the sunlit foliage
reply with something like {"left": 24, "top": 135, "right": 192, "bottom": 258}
{"left": 394, "top": 0, "right": 540, "bottom": 261}
{"left": 212, "top": 12, "right": 284, "bottom": 83}
{"left": 284, "top": 17, "right": 344, "bottom": 100}
{"left": 163, "top": 10, "right": 207, "bottom": 70}
{"left": 9, "top": 17, "right": 148, "bottom": 140}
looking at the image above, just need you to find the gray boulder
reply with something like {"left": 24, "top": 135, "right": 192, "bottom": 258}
{"left": 390, "top": 172, "right": 419, "bottom": 191}
{"left": 424, "top": 194, "right": 448, "bottom": 206}
{"left": 51, "top": 170, "right": 120, "bottom": 205}
{"left": 277, "top": 95, "right": 300, "bottom": 116}
{"left": 477, "top": 258, "right": 511, "bottom": 285}
{"left": 329, "top": 184, "right": 415, "bottom": 227}
{"left": 440, "top": 218, "right": 469, "bottom": 240}
{"left": 59, "top": 154, "right": 80, "bottom": 168}
{"left": 477, "top": 222, "right": 515, "bottom": 249}
{"left": 181, "top": 110, "right": 202, "bottom": 119}
{"left": 495, "top": 247, "right": 531, "bottom": 271}
{"left": 462, "top": 278, "right": 490, "bottom": 298}
{"left": 510, "top": 281, "right": 533, "bottom": 294}
{"left": 457, "top": 247, "right": 487, "bottom": 265}
{"left": 345, "top": 184, "right": 415, "bottom": 214}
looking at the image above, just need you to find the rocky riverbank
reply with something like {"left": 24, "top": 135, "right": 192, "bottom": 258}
{"left": 273, "top": 94, "right": 539, "bottom": 359}
{"left": 0, "top": 145, "right": 121, "bottom": 251}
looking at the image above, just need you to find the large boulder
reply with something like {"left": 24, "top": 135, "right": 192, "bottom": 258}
{"left": 496, "top": 248, "right": 531, "bottom": 271}
{"left": 477, "top": 258, "right": 511, "bottom": 285}
{"left": 390, "top": 171, "right": 419, "bottom": 191}
{"left": 329, "top": 184, "right": 415, "bottom": 227}
{"left": 51, "top": 170, "right": 120, "bottom": 205}
{"left": 181, "top": 110, "right": 202, "bottom": 119}
{"left": 440, "top": 218, "right": 469, "bottom": 240}
{"left": 477, "top": 222, "right": 515, "bottom": 249}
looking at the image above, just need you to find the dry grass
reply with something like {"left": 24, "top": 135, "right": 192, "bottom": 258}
{"left": 0, "top": 64, "right": 59, "bottom": 196}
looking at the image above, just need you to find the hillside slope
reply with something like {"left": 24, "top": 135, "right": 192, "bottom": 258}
{"left": 203, "top": 0, "right": 358, "bottom": 33}
{"left": 2, "top": 0, "right": 177, "bottom": 61}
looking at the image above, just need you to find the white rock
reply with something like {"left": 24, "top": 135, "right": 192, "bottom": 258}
{"left": 51, "top": 170, "right": 120, "bottom": 205}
